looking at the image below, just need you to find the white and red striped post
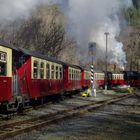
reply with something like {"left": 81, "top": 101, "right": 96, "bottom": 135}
{"left": 91, "top": 65, "right": 94, "bottom": 85}
{"left": 91, "top": 65, "right": 96, "bottom": 97}
{"left": 89, "top": 42, "right": 96, "bottom": 97}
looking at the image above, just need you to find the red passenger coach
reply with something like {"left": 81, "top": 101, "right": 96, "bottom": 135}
{"left": 63, "top": 65, "right": 82, "bottom": 92}
{"left": 81, "top": 70, "right": 91, "bottom": 89}
{"left": 0, "top": 41, "right": 23, "bottom": 113}
{"left": 94, "top": 72, "right": 105, "bottom": 88}
{"left": 112, "top": 73, "right": 125, "bottom": 86}
{"left": 0, "top": 40, "right": 91, "bottom": 114}
{"left": 0, "top": 42, "right": 12, "bottom": 102}
{"left": 17, "top": 48, "right": 64, "bottom": 99}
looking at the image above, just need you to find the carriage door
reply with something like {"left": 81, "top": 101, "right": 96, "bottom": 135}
{"left": 0, "top": 46, "right": 14, "bottom": 101}
{"left": 0, "top": 52, "right": 9, "bottom": 98}
{"left": 12, "top": 74, "right": 19, "bottom": 96}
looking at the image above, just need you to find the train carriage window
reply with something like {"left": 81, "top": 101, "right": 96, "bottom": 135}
{"left": 40, "top": 62, "right": 44, "bottom": 79}
{"left": 76, "top": 71, "right": 78, "bottom": 80}
{"left": 75, "top": 70, "right": 76, "bottom": 80}
{"left": 73, "top": 70, "right": 75, "bottom": 80}
{"left": 74, "top": 70, "right": 75, "bottom": 80}
{"left": 113, "top": 75, "right": 114, "bottom": 79}
{"left": 46, "top": 63, "right": 50, "bottom": 79}
{"left": 56, "top": 66, "right": 59, "bottom": 80}
{"left": 74, "top": 70, "right": 76, "bottom": 80}
{"left": 72, "top": 70, "right": 75, "bottom": 80}
{"left": 70, "top": 69, "right": 72, "bottom": 80}
{"left": 60, "top": 67, "right": 63, "bottom": 80}
{"left": 0, "top": 52, "right": 7, "bottom": 76}
{"left": 75, "top": 71, "right": 76, "bottom": 80}
{"left": 0, "top": 52, "right": 6, "bottom": 62}
{"left": 33, "top": 61, "right": 38, "bottom": 78}
{"left": 75, "top": 71, "right": 77, "bottom": 80}
{"left": 70, "top": 69, "right": 73, "bottom": 80}
{"left": 69, "top": 69, "right": 71, "bottom": 80}
{"left": 0, "top": 62, "right": 6, "bottom": 76}
{"left": 71, "top": 69, "right": 73, "bottom": 80}
{"left": 51, "top": 65, "right": 55, "bottom": 79}
{"left": 78, "top": 71, "right": 80, "bottom": 80}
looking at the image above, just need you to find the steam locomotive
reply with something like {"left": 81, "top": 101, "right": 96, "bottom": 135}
{"left": 0, "top": 40, "right": 91, "bottom": 113}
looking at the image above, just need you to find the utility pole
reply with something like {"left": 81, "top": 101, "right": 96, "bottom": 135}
{"left": 104, "top": 32, "right": 109, "bottom": 94}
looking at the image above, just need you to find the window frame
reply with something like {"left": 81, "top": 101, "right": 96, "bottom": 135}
{"left": 40, "top": 62, "right": 45, "bottom": 79}
{"left": 33, "top": 60, "right": 39, "bottom": 79}
{"left": 46, "top": 63, "right": 50, "bottom": 79}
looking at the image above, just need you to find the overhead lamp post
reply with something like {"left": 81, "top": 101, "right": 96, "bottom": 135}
{"left": 104, "top": 32, "right": 109, "bottom": 94}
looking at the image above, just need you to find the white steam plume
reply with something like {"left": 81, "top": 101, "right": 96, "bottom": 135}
{"left": 67, "top": 0, "right": 132, "bottom": 67}
{"left": 0, "top": 0, "right": 64, "bottom": 26}
{"left": 0, "top": 0, "right": 132, "bottom": 68}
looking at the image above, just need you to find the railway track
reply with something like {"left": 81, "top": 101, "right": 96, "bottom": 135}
{"left": 0, "top": 93, "right": 133, "bottom": 140}
{"left": 0, "top": 95, "right": 70, "bottom": 120}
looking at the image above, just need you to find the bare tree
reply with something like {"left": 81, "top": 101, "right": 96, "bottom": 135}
{"left": 10, "top": 5, "right": 66, "bottom": 57}
{"left": 58, "top": 37, "right": 80, "bottom": 65}
{"left": 0, "top": 4, "right": 82, "bottom": 65}
{"left": 120, "top": 26, "right": 140, "bottom": 71}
